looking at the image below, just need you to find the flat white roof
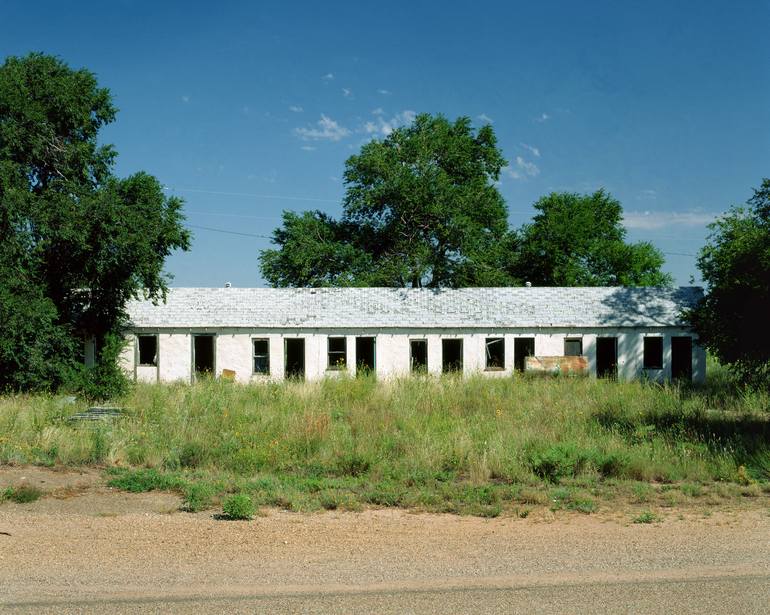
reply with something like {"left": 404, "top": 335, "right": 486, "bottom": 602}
{"left": 126, "top": 286, "right": 702, "bottom": 329}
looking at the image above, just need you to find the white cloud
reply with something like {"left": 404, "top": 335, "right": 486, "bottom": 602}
{"left": 322, "top": 73, "right": 334, "bottom": 81}
{"left": 504, "top": 156, "right": 540, "bottom": 180}
{"left": 623, "top": 210, "right": 718, "bottom": 230}
{"left": 300, "top": 145, "right": 317, "bottom": 151}
{"left": 377, "top": 88, "right": 392, "bottom": 95}
{"left": 294, "top": 114, "right": 350, "bottom": 141}
{"left": 636, "top": 189, "right": 657, "bottom": 200}
{"left": 181, "top": 95, "right": 190, "bottom": 103}
{"left": 362, "top": 110, "right": 417, "bottom": 137}
{"left": 329, "top": 176, "right": 340, "bottom": 183}
{"left": 342, "top": 88, "right": 353, "bottom": 98}
{"left": 288, "top": 105, "right": 304, "bottom": 113}
{"left": 371, "top": 107, "right": 385, "bottom": 116}
{"left": 520, "top": 143, "right": 541, "bottom": 158}
{"left": 477, "top": 113, "right": 494, "bottom": 123}
{"left": 535, "top": 112, "right": 550, "bottom": 123}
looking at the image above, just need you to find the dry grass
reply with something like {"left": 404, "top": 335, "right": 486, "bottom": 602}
{"left": 0, "top": 369, "right": 768, "bottom": 515}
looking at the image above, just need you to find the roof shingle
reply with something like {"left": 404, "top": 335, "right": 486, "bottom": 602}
{"left": 126, "top": 287, "right": 702, "bottom": 329}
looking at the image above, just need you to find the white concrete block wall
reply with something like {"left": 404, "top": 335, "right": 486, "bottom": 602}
{"left": 122, "top": 327, "right": 706, "bottom": 384}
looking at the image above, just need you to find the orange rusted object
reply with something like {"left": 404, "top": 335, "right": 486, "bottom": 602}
{"left": 524, "top": 355, "right": 588, "bottom": 376}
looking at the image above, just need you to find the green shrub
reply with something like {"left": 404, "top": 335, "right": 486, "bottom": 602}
{"left": 107, "top": 468, "right": 184, "bottom": 492}
{"left": 183, "top": 483, "right": 215, "bottom": 512}
{"left": 222, "top": 493, "right": 255, "bottom": 520}
{"left": 633, "top": 510, "right": 660, "bottom": 524}
{"left": 178, "top": 442, "right": 209, "bottom": 469}
{"left": 2, "top": 484, "right": 43, "bottom": 503}
{"left": 528, "top": 443, "right": 594, "bottom": 482}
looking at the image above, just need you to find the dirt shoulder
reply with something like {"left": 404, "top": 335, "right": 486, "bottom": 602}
{"left": 1, "top": 465, "right": 769, "bottom": 609}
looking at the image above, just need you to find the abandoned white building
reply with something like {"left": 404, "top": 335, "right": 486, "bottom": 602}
{"left": 118, "top": 286, "right": 706, "bottom": 384}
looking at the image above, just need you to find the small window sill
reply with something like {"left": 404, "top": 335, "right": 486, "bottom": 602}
{"left": 138, "top": 364, "right": 157, "bottom": 368}
{"left": 484, "top": 367, "right": 505, "bottom": 372}
{"left": 326, "top": 366, "right": 347, "bottom": 372}
{"left": 252, "top": 372, "right": 271, "bottom": 377}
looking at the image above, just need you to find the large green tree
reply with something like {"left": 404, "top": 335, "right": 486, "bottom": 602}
{"left": 509, "top": 190, "right": 672, "bottom": 286}
{"left": 688, "top": 179, "right": 770, "bottom": 387}
{"left": 261, "top": 114, "right": 512, "bottom": 287}
{"left": 0, "top": 53, "right": 190, "bottom": 393}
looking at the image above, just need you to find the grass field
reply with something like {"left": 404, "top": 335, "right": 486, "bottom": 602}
{"left": 1, "top": 365, "right": 768, "bottom": 517}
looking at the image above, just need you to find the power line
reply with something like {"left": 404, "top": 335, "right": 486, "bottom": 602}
{"left": 164, "top": 186, "right": 339, "bottom": 203}
{"left": 187, "top": 224, "right": 271, "bottom": 239}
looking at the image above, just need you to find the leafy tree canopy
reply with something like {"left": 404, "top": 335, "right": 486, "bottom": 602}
{"left": 509, "top": 190, "right": 672, "bottom": 287}
{"left": 260, "top": 115, "right": 671, "bottom": 290}
{"left": 0, "top": 53, "right": 190, "bottom": 394}
{"left": 261, "top": 114, "right": 511, "bottom": 288}
{"left": 688, "top": 179, "right": 770, "bottom": 387}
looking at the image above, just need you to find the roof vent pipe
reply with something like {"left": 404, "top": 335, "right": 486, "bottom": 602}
{"left": 224, "top": 282, "right": 232, "bottom": 288}
{"left": 525, "top": 281, "right": 532, "bottom": 287}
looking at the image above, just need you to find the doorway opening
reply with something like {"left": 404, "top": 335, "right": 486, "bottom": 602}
{"left": 514, "top": 337, "right": 535, "bottom": 372}
{"left": 355, "top": 337, "right": 376, "bottom": 375}
{"left": 285, "top": 338, "right": 305, "bottom": 380}
{"left": 193, "top": 335, "right": 215, "bottom": 377}
{"left": 596, "top": 337, "right": 618, "bottom": 378}
{"left": 410, "top": 340, "right": 428, "bottom": 373}
{"left": 442, "top": 339, "right": 463, "bottom": 373}
{"left": 671, "top": 336, "right": 692, "bottom": 381}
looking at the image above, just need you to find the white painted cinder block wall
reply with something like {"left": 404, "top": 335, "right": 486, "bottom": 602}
{"left": 121, "top": 327, "right": 706, "bottom": 384}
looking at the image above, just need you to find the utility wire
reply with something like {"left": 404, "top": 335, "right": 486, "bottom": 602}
{"left": 164, "top": 186, "right": 339, "bottom": 203}
{"left": 187, "top": 224, "right": 271, "bottom": 239}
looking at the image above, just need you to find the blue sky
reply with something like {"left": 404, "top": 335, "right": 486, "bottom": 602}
{"left": 3, "top": 1, "right": 769, "bottom": 286}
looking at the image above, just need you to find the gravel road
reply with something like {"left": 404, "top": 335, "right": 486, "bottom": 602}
{"left": 0, "top": 468, "right": 768, "bottom": 613}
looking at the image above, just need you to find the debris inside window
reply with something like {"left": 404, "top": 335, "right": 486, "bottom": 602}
{"left": 485, "top": 337, "right": 505, "bottom": 369}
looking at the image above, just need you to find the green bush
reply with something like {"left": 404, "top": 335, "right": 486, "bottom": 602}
{"left": 106, "top": 468, "right": 184, "bottom": 492}
{"left": 183, "top": 483, "right": 215, "bottom": 512}
{"left": 2, "top": 484, "right": 43, "bottom": 503}
{"left": 222, "top": 493, "right": 255, "bottom": 520}
{"left": 633, "top": 510, "right": 659, "bottom": 524}
{"left": 528, "top": 443, "right": 594, "bottom": 482}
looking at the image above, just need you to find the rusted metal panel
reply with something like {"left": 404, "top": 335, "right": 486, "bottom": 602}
{"left": 525, "top": 355, "right": 588, "bottom": 376}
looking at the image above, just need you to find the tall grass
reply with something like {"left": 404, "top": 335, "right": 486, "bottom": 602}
{"left": 1, "top": 374, "right": 768, "bottom": 514}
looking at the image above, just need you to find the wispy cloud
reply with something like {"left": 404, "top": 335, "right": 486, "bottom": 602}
{"left": 322, "top": 73, "right": 334, "bottom": 81}
{"left": 377, "top": 88, "right": 392, "bottom": 95}
{"left": 288, "top": 105, "right": 304, "bottom": 113}
{"left": 300, "top": 145, "right": 317, "bottom": 151}
{"left": 477, "top": 113, "right": 494, "bottom": 124}
{"left": 371, "top": 107, "right": 385, "bottom": 116}
{"left": 181, "top": 95, "right": 190, "bottom": 103}
{"left": 342, "top": 88, "right": 353, "bottom": 98}
{"left": 534, "top": 112, "right": 550, "bottom": 123}
{"left": 362, "top": 110, "right": 417, "bottom": 137}
{"left": 636, "top": 189, "right": 657, "bottom": 200}
{"left": 504, "top": 156, "right": 540, "bottom": 180}
{"left": 520, "top": 143, "right": 541, "bottom": 158}
{"left": 295, "top": 114, "right": 350, "bottom": 141}
{"left": 623, "top": 210, "right": 718, "bottom": 230}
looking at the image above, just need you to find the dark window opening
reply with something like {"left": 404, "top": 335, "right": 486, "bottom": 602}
{"left": 253, "top": 339, "right": 270, "bottom": 374}
{"left": 514, "top": 337, "right": 535, "bottom": 372}
{"left": 671, "top": 336, "right": 692, "bottom": 381}
{"left": 596, "top": 337, "right": 617, "bottom": 378}
{"left": 564, "top": 338, "right": 582, "bottom": 357}
{"left": 138, "top": 335, "right": 157, "bottom": 366}
{"left": 285, "top": 338, "right": 305, "bottom": 380}
{"left": 643, "top": 337, "right": 663, "bottom": 370}
{"left": 355, "top": 337, "right": 376, "bottom": 375}
{"left": 193, "top": 335, "right": 215, "bottom": 375}
{"left": 410, "top": 340, "right": 428, "bottom": 373}
{"left": 442, "top": 339, "right": 463, "bottom": 373}
{"left": 485, "top": 337, "right": 505, "bottom": 370}
{"left": 328, "top": 337, "right": 347, "bottom": 369}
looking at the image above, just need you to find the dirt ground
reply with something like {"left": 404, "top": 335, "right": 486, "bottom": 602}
{"left": 1, "top": 466, "right": 769, "bottom": 614}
